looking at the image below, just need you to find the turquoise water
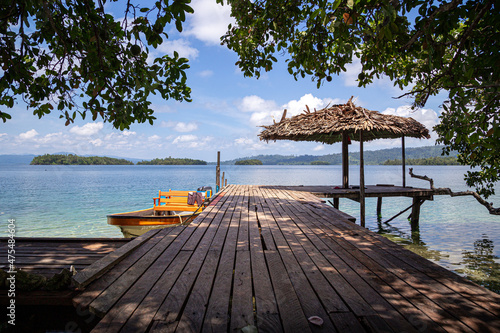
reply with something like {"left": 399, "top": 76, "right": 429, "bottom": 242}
{"left": 1, "top": 164, "right": 499, "bottom": 292}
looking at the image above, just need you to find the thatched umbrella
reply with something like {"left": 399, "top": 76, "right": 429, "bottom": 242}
{"left": 259, "top": 97, "right": 430, "bottom": 226}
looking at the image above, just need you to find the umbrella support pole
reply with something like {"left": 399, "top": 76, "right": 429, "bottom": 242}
{"left": 359, "top": 131, "right": 365, "bottom": 228}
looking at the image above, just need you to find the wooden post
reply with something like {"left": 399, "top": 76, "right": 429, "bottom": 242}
{"left": 402, "top": 136, "right": 406, "bottom": 188}
{"left": 216, "top": 151, "right": 220, "bottom": 192}
{"left": 411, "top": 197, "right": 422, "bottom": 231}
{"left": 222, "top": 171, "right": 225, "bottom": 189}
{"left": 342, "top": 132, "right": 349, "bottom": 188}
{"left": 333, "top": 198, "right": 339, "bottom": 209}
{"left": 377, "top": 197, "right": 382, "bottom": 217}
{"left": 359, "top": 131, "right": 365, "bottom": 227}
{"left": 225, "top": 179, "right": 227, "bottom": 187}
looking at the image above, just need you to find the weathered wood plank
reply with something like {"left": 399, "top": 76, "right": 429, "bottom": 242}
{"left": 61, "top": 184, "right": 500, "bottom": 333}
{"left": 266, "top": 187, "right": 351, "bottom": 314}
{"left": 95, "top": 188, "right": 235, "bottom": 331}
{"left": 91, "top": 251, "right": 192, "bottom": 333}
{"left": 230, "top": 250, "right": 254, "bottom": 331}
{"left": 148, "top": 188, "right": 237, "bottom": 332}
{"left": 247, "top": 186, "right": 283, "bottom": 333}
{"left": 73, "top": 229, "right": 169, "bottom": 310}
{"left": 202, "top": 190, "right": 244, "bottom": 333}
{"left": 173, "top": 188, "right": 243, "bottom": 332}
{"left": 72, "top": 229, "right": 162, "bottom": 288}
{"left": 265, "top": 250, "right": 312, "bottom": 333}
{"left": 300, "top": 203, "right": 468, "bottom": 332}
{"left": 89, "top": 229, "right": 179, "bottom": 317}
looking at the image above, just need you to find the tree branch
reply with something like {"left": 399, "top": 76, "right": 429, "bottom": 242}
{"left": 448, "top": 0, "right": 494, "bottom": 73}
{"left": 401, "top": 0, "right": 462, "bottom": 51}
{"left": 409, "top": 168, "right": 500, "bottom": 215}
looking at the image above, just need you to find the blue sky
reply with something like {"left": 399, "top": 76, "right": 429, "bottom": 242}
{"left": 0, "top": 1, "right": 446, "bottom": 162}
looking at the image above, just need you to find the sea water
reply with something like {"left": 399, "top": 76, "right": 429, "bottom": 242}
{"left": 1, "top": 164, "right": 499, "bottom": 292}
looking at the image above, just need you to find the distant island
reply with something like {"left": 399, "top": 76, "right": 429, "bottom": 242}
{"left": 383, "top": 156, "right": 460, "bottom": 166}
{"left": 311, "top": 161, "right": 330, "bottom": 165}
{"left": 137, "top": 157, "right": 207, "bottom": 165}
{"left": 235, "top": 159, "right": 263, "bottom": 165}
{"left": 31, "top": 154, "right": 133, "bottom": 165}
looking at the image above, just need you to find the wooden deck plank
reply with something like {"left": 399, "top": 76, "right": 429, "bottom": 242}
{"left": 298, "top": 197, "right": 474, "bottom": 332}
{"left": 109, "top": 188, "right": 236, "bottom": 333}
{"left": 247, "top": 186, "right": 283, "bottom": 333}
{"left": 229, "top": 187, "right": 255, "bottom": 332}
{"left": 263, "top": 187, "right": 351, "bottom": 314}
{"left": 230, "top": 250, "right": 254, "bottom": 331}
{"left": 272, "top": 187, "right": 428, "bottom": 333}
{"left": 73, "top": 229, "right": 169, "bottom": 310}
{"left": 174, "top": 188, "right": 243, "bottom": 333}
{"left": 342, "top": 229, "right": 500, "bottom": 332}
{"left": 258, "top": 187, "right": 337, "bottom": 332}
{"left": 148, "top": 187, "right": 238, "bottom": 332}
{"left": 356, "top": 225, "right": 500, "bottom": 315}
{"left": 264, "top": 250, "right": 312, "bottom": 333}
{"left": 73, "top": 229, "right": 162, "bottom": 288}
{"left": 64, "top": 184, "right": 500, "bottom": 333}
{"left": 202, "top": 190, "right": 244, "bottom": 333}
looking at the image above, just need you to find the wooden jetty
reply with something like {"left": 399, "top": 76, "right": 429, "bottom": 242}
{"left": 0, "top": 237, "right": 129, "bottom": 305}
{"left": 280, "top": 184, "right": 434, "bottom": 228}
{"left": 73, "top": 184, "right": 500, "bottom": 332}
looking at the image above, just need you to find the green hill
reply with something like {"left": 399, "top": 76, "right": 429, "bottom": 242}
{"left": 222, "top": 145, "right": 458, "bottom": 165}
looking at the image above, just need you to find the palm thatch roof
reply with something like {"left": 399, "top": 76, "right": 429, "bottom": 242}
{"left": 259, "top": 97, "right": 430, "bottom": 144}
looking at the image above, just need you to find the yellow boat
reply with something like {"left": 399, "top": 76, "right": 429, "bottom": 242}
{"left": 107, "top": 187, "right": 212, "bottom": 238}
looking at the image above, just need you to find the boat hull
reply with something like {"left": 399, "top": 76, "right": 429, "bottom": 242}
{"left": 107, "top": 208, "right": 200, "bottom": 238}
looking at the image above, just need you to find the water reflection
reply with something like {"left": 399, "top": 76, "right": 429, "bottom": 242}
{"left": 375, "top": 218, "right": 444, "bottom": 262}
{"left": 455, "top": 236, "right": 500, "bottom": 293}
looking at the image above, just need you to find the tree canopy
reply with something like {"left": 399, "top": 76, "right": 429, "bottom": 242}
{"left": 1, "top": 0, "right": 193, "bottom": 130}
{"left": 219, "top": 0, "right": 499, "bottom": 198}
{"left": 235, "top": 159, "right": 263, "bottom": 165}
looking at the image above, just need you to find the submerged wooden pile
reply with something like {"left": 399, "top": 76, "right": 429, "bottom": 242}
{"left": 259, "top": 97, "right": 430, "bottom": 144}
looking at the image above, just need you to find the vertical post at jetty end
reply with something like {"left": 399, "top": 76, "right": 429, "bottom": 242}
{"left": 359, "top": 131, "right": 365, "bottom": 228}
{"left": 402, "top": 136, "right": 406, "bottom": 188}
{"left": 216, "top": 151, "right": 220, "bottom": 192}
{"left": 342, "top": 132, "right": 349, "bottom": 189}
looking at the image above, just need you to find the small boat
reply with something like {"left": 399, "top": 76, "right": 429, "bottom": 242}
{"left": 107, "top": 208, "right": 201, "bottom": 238}
{"left": 108, "top": 187, "right": 212, "bottom": 238}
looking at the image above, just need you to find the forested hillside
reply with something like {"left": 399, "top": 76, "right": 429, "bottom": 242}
{"left": 137, "top": 157, "right": 207, "bottom": 165}
{"left": 223, "top": 146, "right": 457, "bottom": 165}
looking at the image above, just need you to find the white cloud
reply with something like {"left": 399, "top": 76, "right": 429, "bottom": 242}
{"left": 234, "top": 137, "right": 267, "bottom": 150}
{"left": 173, "top": 134, "right": 213, "bottom": 149}
{"left": 157, "top": 39, "right": 199, "bottom": 59}
{"left": 185, "top": 0, "right": 234, "bottom": 45}
{"left": 162, "top": 121, "right": 198, "bottom": 132}
{"left": 238, "top": 95, "right": 278, "bottom": 113}
{"left": 313, "top": 145, "right": 325, "bottom": 151}
{"left": 243, "top": 93, "right": 345, "bottom": 127}
{"left": 199, "top": 70, "right": 214, "bottom": 78}
{"left": 152, "top": 104, "right": 175, "bottom": 114}
{"left": 342, "top": 58, "right": 362, "bottom": 87}
{"left": 90, "top": 139, "right": 103, "bottom": 147}
{"left": 121, "top": 130, "right": 136, "bottom": 136}
{"left": 173, "top": 134, "right": 197, "bottom": 143}
{"left": 382, "top": 105, "right": 440, "bottom": 132}
{"left": 69, "top": 122, "right": 104, "bottom": 136}
{"left": 148, "top": 135, "right": 162, "bottom": 142}
{"left": 18, "top": 129, "right": 39, "bottom": 140}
